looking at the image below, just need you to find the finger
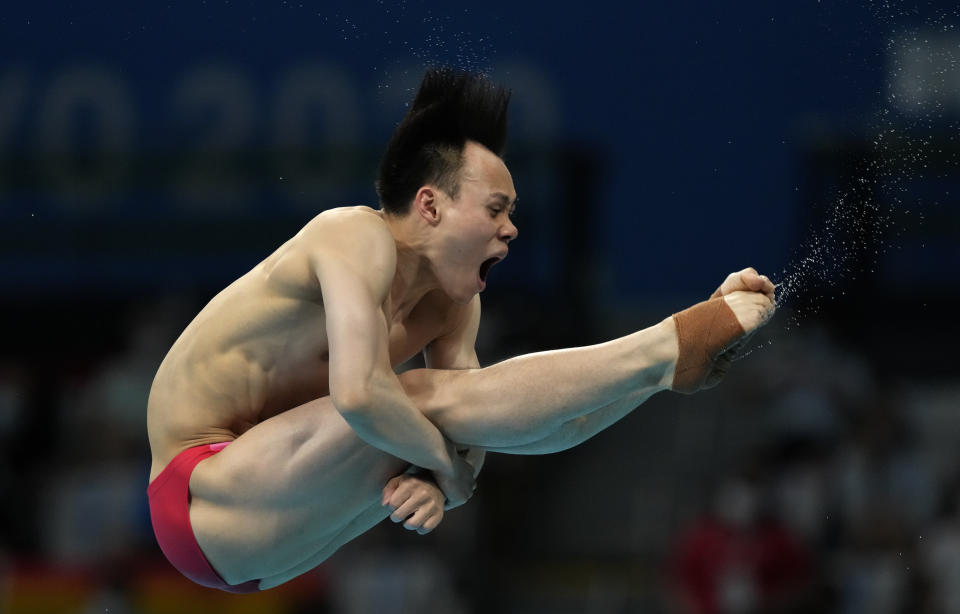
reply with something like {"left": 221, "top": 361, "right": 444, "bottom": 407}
{"left": 718, "top": 268, "right": 760, "bottom": 298}
{"left": 403, "top": 504, "right": 438, "bottom": 532}
{"left": 748, "top": 269, "right": 775, "bottom": 295}
{"left": 759, "top": 274, "right": 775, "bottom": 295}
{"left": 717, "top": 271, "right": 741, "bottom": 297}
{"left": 416, "top": 519, "right": 438, "bottom": 534}
{"left": 419, "top": 511, "right": 442, "bottom": 534}
{"left": 401, "top": 486, "right": 435, "bottom": 511}
{"left": 382, "top": 476, "right": 403, "bottom": 506}
{"left": 390, "top": 493, "right": 423, "bottom": 523}
{"left": 386, "top": 478, "right": 417, "bottom": 508}
{"left": 739, "top": 267, "right": 757, "bottom": 289}
{"left": 732, "top": 267, "right": 756, "bottom": 292}
{"left": 391, "top": 502, "right": 418, "bottom": 523}
{"left": 403, "top": 506, "right": 430, "bottom": 531}
{"left": 744, "top": 290, "right": 771, "bottom": 307}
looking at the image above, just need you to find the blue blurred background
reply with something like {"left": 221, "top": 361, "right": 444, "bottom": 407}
{"left": 2, "top": 1, "right": 959, "bottom": 613}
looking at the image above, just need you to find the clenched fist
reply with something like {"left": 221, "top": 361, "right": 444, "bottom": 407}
{"left": 671, "top": 267, "right": 776, "bottom": 393}
{"left": 382, "top": 474, "right": 446, "bottom": 535}
{"left": 710, "top": 267, "right": 776, "bottom": 303}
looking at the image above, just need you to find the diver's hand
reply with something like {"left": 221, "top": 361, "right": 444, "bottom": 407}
{"left": 721, "top": 290, "right": 776, "bottom": 335}
{"left": 710, "top": 267, "right": 775, "bottom": 304}
{"left": 382, "top": 474, "right": 445, "bottom": 535}
{"left": 670, "top": 281, "right": 774, "bottom": 393}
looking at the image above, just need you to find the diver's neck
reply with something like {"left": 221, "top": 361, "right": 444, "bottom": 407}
{"left": 382, "top": 210, "right": 442, "bottom": 319}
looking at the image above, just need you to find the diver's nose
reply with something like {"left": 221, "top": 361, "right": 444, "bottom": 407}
{"left": 500, "top": 218, "right": 518, "bottom": 243}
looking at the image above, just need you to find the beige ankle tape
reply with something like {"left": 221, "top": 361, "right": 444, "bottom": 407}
{"left": 671, "top": 297, "right": 745, "bottom": 394}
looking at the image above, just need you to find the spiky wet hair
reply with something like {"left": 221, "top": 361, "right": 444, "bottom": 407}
{"left": 376, "top": 67, "right": 511, "bottom": 215}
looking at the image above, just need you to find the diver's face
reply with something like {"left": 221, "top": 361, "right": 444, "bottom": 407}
{"left": 434, "top": 141, "right": 518, "bottom": 303}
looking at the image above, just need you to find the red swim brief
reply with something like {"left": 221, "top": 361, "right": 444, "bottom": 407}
{"left": 147, "top": 441, "right": 261, "bottom": 593}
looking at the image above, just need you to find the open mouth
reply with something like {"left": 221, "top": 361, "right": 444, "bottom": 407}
{"left": 479, "top": 257, "right": 501, "bottom": 283}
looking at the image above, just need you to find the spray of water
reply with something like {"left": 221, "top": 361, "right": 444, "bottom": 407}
{"left": 363, "top": 2, "right": 499, "bottom": 103}
{"left": 768, "top": 3, "right": 957, "bottom": 335}
{"left": 315, "top": 1, "right": 499, "bottom": 101}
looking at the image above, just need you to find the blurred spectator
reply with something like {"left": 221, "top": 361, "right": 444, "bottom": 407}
{"left": 769, "top": 437, "right": 835, "bottom": 550}
{"left": 827, "top": 388, "right": 936, "bottom": 614}
{"left": 831, "top": 390, "right": 936, "bottom": 549}
{"left": 667, "top": 464, "right": 813, "bottom": 614}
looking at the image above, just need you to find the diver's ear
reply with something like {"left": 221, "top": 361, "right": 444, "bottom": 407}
{"left": 413, "top": 186, "right": 441, "bottom": 226}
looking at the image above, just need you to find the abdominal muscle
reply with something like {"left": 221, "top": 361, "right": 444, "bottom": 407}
{"left": 146, "top": 235, "right": 338, "bottom": 483}
{"left": 146, "top": 229, "right": 445, "bottom": 485}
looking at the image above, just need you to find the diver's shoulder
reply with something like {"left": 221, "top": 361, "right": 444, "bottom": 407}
{"left": 299, "top": 206, "right": 396, "bottom": 267}
{"left": 304, "top": 205, "right": 389, "bottom": 235}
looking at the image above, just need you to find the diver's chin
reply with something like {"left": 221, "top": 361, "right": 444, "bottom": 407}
{"left": 440, "top": 280, "right": 478, "bottom": 304}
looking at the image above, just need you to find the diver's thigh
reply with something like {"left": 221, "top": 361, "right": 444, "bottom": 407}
{"left": 188, "top": 395, "right": 406, "bottom": 584}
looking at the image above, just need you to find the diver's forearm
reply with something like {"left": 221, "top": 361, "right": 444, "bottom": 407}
{"left": 338, "top": 373, "right": 456, "bottom": 475}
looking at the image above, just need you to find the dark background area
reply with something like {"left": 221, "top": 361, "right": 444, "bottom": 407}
{"left": 1, "top": 2, "right": 959, "bottom": 613}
